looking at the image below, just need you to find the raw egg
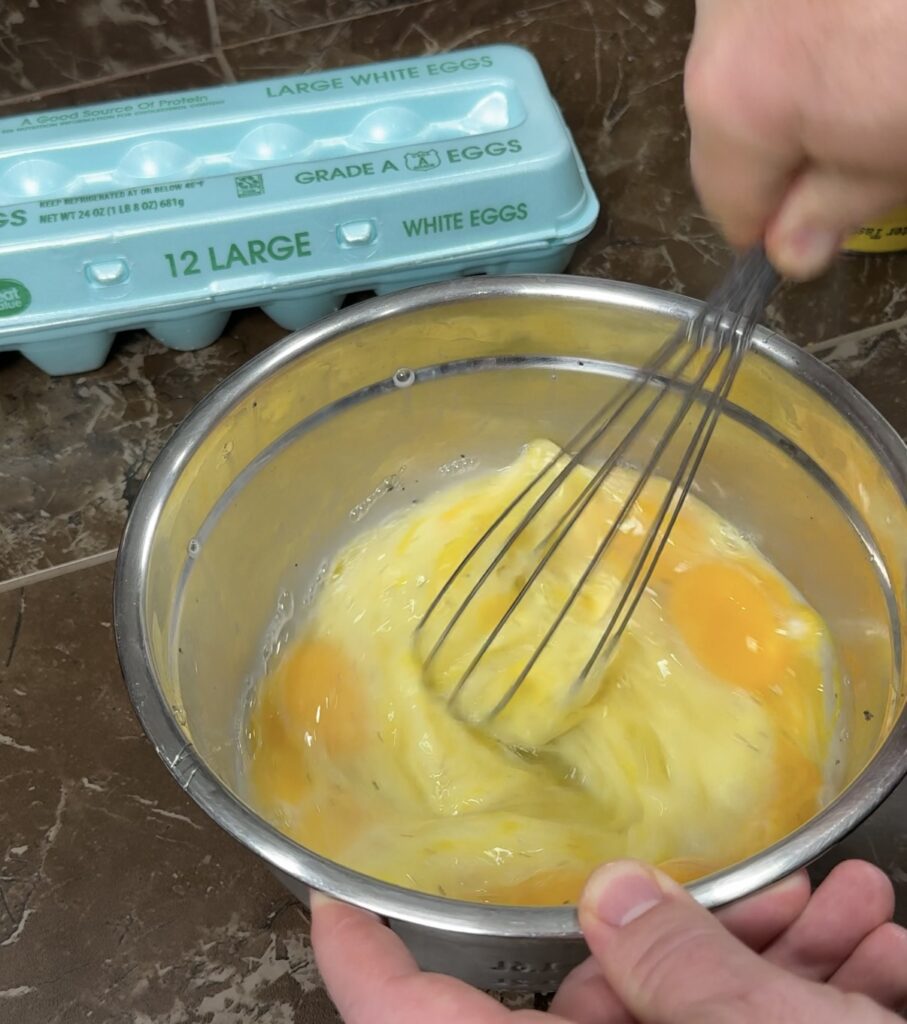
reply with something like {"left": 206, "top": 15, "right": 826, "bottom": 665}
{"left": 243, "top": 439, "right": 840, "bottom": 905}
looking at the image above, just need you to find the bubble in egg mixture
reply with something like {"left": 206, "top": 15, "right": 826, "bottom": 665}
{"left": 439, "top": 454, "right": 477, "bottom": 475}
{"left": 241, "top": 438, "right": 844, "bottom": 906}
{"left": 260, "top": 590, "right": 295, "bottom": 671}
{"left": 393, "top": 367, "right": 416, "bottom": 389}
{"left": 348, "top": 474, "right": 401, "bottom": 521}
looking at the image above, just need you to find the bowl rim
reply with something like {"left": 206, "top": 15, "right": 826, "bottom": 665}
{"left": 113, "top": 273, "right": 907, "bottom": 939}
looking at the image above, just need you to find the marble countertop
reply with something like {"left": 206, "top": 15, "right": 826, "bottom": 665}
{"left": 1, "top": 1, "right": 905, "bottom": 1020}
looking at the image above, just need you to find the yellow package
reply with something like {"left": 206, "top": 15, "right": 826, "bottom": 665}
{"left": 843, "top": 205, "right": 907, "bottom": 254}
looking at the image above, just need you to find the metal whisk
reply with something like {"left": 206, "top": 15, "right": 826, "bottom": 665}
{"left": 416, "top": 245, "right": 780, "bottom": 734}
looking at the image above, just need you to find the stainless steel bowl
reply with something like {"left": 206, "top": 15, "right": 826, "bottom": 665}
{"left": 114, "top": 276, "right": 907, "bottom": 992}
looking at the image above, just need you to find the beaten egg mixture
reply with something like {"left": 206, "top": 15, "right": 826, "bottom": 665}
{"left": 243, "top": 439, "right": 838, "bottom": 905}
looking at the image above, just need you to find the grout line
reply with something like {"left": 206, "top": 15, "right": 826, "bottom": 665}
{"left": 213, "top": 49, "right": 237, "bottom": 83}
{"left": 0, "top": 55, "right": 217, "bottom": 111}
{"left": 205, "top": 0, "right": 237, "bottom": 83}
{"left": 206, "top": 0, "right": 226, "bottom": 51}
{"left": 0, "top": 0, "right": 440, "bottom": 112}
{"left": 0, "top": 0, "right": 556, "bottom": 113}
{"left": 0, "top": 548, "right": 118, "bottom": 596}
{"left": 806, "top": 314, "right": 907, "bottom": 355}
{"left": 219, "top": 0, "right": 440, "bottom": 54}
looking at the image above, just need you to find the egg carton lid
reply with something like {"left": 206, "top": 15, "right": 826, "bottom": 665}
{"left": 0, "top": 45, "right": 599, "bottom": 373}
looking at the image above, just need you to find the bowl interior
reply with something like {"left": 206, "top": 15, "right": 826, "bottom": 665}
{"left": 125, "top": 280, "right": 907, "bottom": 922}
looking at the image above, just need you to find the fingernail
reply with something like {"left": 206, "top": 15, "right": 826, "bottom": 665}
{"left": 768, "top": 870, "right": 810, "bottom": 898}
{"left": 776, "top": 226, "right": 840, "bottom": 279}
{"left": 309, "top": 888, "right": 330, "bottom": 909}
{"left": 585, "top": 862, "right": 665, "bottom": 927}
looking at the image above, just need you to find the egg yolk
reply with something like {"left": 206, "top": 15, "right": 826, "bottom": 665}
{"left": 246, "top": 637, "right": 365, "bottom": 813}
{"left": 243, "top": 439, "right": 840, "bottom": 907}
{"left": 670, "top": 561, "right": 787, "bottom": 694}
{"left": 275, "top": 638, "right": 364, "bottom": 758}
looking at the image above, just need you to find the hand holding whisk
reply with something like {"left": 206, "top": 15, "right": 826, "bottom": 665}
{"left": 415, "top": 247, "right": 780, "bottom": 746}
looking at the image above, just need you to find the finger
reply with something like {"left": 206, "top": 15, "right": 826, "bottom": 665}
{"left": 552, "top": 871, "right": 812, "bottom": 1024}
{"left": 684, "top": 13, "right": 805, "bottom": 248}
{"left": 830, "top": 922, "right": 907, "bottom": 1010}
{"left": 578, "top": 860, "right": 795, "bottom": 1022}
{"left": 766, "top": 166, "right": 907, "bottom": 279}
{"left": 715, "top": 871, "right": 812, "bottom": 951}
{"left": 687, "top": 118, "right": 803, "bottom": 250}
{"left": 763, "top": 860, "right": 896, "bottom": 981}
{"left": 549, "top": 956, "right": 634, "bottom": 1024}
{"left": 310, "top": 892, "right": 517, "bottom": 1024}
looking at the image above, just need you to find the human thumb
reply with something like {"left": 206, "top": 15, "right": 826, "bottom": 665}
{"left": 765, "top": 167, "right": 907, "bottom": 280}
{"left": 578, "top": 861, "right": 809, "bottom": 1024}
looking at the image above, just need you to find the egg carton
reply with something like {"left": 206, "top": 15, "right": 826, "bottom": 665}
{"left": 0, "top": 45, "right": 599, "bottom": 375}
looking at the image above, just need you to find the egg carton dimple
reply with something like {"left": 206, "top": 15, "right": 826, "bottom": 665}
{"left": 0, "top": 45, "right": 599, "bottom": 375}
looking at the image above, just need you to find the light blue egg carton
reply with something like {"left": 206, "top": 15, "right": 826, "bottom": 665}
{"left": 0, "top": 45, "right": 599, "bottom": 375}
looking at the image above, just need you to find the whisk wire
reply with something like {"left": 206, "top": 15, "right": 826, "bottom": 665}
{"left": 478, "top": 340, "right": 730, "bottom": 720}
{"left": 444, "top": 344, "right": 710, "bottom": 710}
{"left": 574, "top": 314, "right": 754, "bottom": 692}
{"left": 422, "top": 246, "right": 780, "bottom": 725}
{"left": 418, "top": 329, "right": 689, "bottom": 668}
{"left": 573, "top": 258, "right": 780, "bottom": 689}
